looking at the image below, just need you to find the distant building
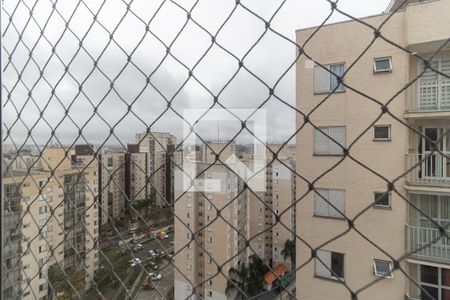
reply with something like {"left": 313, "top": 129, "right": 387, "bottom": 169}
{"left": 135, "top": 132, "right": 177, "bottom": 207}
{"left": 3, "top": 148, "right": 98, "bottom": 300}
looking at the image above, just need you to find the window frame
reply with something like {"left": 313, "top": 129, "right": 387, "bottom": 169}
{"left": 373, "top": 192, "right": 391, "bottom": 208}
{"left": 373, "top": 125, "right": 391, "bottom": 141}
{"left": 313, "top": 126, "right": 346, "bottom": 156}
{"left": 313, "top": 63, "right": 346, "bottom": 94}
{"left": 314, "top": 188, "right": 346, "bottom": 219}
{"left": 315, "top": 249, "right": 345, "bottom": 281}
{"left": 373, "top": 259, "right": 393, "bottom": 278}
{"left": 373, "top": 57, "right": 393, "bottom": 73}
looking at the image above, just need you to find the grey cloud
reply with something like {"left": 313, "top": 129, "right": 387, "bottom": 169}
{"left": 3, "top": 0, "right": 391, "bottom": 149}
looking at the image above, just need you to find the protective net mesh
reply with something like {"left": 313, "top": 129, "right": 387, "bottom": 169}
{"left": 2, "top": 0, "right": 450, "bottom": 299}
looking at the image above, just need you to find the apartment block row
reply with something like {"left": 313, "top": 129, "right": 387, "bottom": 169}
{"left": 295, "top": 0, "right": 450, "bottom": 299}
{"left": 174, "top": 142, "right": 297, "bottom": 299}
{"left": 3, "top": 148, "right": 98, "bottom": 300}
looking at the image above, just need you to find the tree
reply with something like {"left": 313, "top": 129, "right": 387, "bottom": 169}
{"left": 281, "top": 239, "right": 296, "bottom": 270}
{"left": 225, "top": 255, "right": 268, "bottom": 300}
{"left": 166, "top": 287, "right": 174, "bottom": 300}
{"left": 225, "top": 264, "right": 248, "bottom": 300}
{"left": 48, "top": 264, "right": 86, "bottom": 299}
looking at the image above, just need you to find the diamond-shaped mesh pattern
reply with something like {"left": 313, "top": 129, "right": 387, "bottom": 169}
{"left": 2, "top": 0, "right": 450, "bottom": 299}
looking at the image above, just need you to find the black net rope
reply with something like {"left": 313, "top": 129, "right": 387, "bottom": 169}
{"left": 2, "top": 0, "right": 450, "bottom": 299}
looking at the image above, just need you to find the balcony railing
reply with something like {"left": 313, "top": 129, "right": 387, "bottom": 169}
{"left": 405, "top": 153, "right": 450, "bottom": 186}
{"left": 406, "top": 80, "right": 450, "bottom": 113}
{"left": 406, "top": 225, "right": 450, "bottom": 264}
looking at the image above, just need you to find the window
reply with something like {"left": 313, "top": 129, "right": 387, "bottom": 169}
{"left": 314, "top": 127, "right": 346, "bottom": 155}
{"left": 315, "top": 250, "right": 345, "bottom": 280}
{"left": 207, "top": 291, "right": 213, "bottom": 297}
{"left": 374, "top": 192, "right": 391, "bottom": 208}
{"left": 373, "top": 57, "right": 392, "bottom": 73}
{"left": 314, "top": 189, "right": 345, "bottom": 218}
{"left": 373, "top": 259, "right": 393, "bottom": 278}
{"left": 39, "top": 283, "right": 47, "bottom": 292}
{"left": 419, "top": 265, "right": 450, "bottom": 299}
{"left": 39, "top": 232, "right": 48, "bottom": 240}
{"left": 314, "top": 63, "right": 345, "bottom": 93}
{"left": 39, "top": 245, "right": 47, "bottom": 253}
{"left": 373, "top": 125, "right": 391, "bottom": 140}
{"left": 39, "top": 206, "right": 48, "bottom": 214}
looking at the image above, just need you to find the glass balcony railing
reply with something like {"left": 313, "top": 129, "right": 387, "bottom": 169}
{"left": 406, "top": 80, "right": 450, "bottom": 113}
{"left": 406, "top": 224, "right": 450, "bottom": 264}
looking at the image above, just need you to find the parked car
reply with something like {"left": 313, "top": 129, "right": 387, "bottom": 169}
{"left": 133, "top": 244, "right": 143, "bottom": 252}
{"left": 143, "top": 280, "right": 154, "bottom": 290}
{"left": 148, "top": 249, "right": 156, "bottom": 257}
{"left": 130, "top": 239, "right": 139, "bottom": 244}
{"left": 148, "top": 261, "right": 158, "bottom": 270}
{"left": 148, "top": 273, "right": 162, "bottom": 281}
{"left": 130, "top": 258, "right": 142, "bottom": 267}
{"left": 169, "top": 240, "right": 175, "bottom": 246}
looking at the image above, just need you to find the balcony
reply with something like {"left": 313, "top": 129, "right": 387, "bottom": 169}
{"left": 406, "top": 80, "right": 450, "bottom": 117}
{"left": 405, "top": 153, "right": 450, "bottom": 187}
{"left": 406, "top": 225, "right": 450, "bottom": 264}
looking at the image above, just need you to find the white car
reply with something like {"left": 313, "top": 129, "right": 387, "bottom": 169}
{"left": 148, "top": 249, "right": 156, "bottom": 257}
{"left": 148, "top": 273, "right": 162, "bottom": 281}
{"left": 130, "top": 258, "right": 142, "bottom": 267}
{"left": 169, "top": 241, "right": 175, "bottom": 246}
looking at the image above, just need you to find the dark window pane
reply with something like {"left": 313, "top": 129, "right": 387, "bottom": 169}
{"left": 421, "top": 285, "right": 438, "bottom": 300}
{"left": 331, "top": 252, "right": 344, "bottom": 279}
{"left": 443, "top": 268, "right": 450, "bottom": 287}
{"left": 374, "top": 126, "right": 390, "bottom": 139}
{"left": 421, "top": 265, "right": 438, "bottom": 285}
{"left": 374, "top": 193, "right": 390, "bottom": 207}
{"left": 442, "top": 288, "right": 450, "bottom": 300}
{"left": 375, "top": 59, "right": 391, "bottom": 71}
{"left": 424, "top": 128, "right": 441, "bottom": 151}
{"left": 374, "top": 260, "right": 392, "bottom": 277}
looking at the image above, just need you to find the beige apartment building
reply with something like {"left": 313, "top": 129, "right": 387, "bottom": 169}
{"left": 174, "top": 141, "right": 297, "bottom": 298}
{"left": 72, "top": 145, "right": 148, "bottom": 224}
{"left": 296, "top": 0, "right": 450, "bottom": 299}
{"left": 136, "top": 131, "right": 177, "bottom": 207}
{"left": 248, "top": 144, "right": 296, "bottom": 268}
{"left": 174, "top": 142, "right": 248, "bottom": 300}
{"left": 3, "top": 148, "right": 99, "bottom": 300}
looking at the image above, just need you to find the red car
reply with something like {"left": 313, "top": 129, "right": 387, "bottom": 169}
{"left": 143, "top": 280, "right": 154, "bottom": 290}
{"left": 98, "top": 237, "right": 109, "bottom": 243}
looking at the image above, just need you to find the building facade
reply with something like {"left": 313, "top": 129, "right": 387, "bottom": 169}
{"left": 136, "top": 132, "right": 177, "bottom": 207}
{"left": 296, "top": 0, "right": 450, "bottom": 299}
{"left": 3, "top": 148, "right": 99, "bottom": 300}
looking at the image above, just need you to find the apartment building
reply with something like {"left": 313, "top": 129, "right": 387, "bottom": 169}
{"left": 247, "top": 144, "right": 296, "bottom": 268}
{"left": 296, "top": 0, "right": 450, "bottom": 299}
{"left": 174, "top": 142, "right": 248, "bottom": 300}
{"left": 2, "top": 148, "right": 99, "bottom": 300}
{"left": 72, "top": 145, "right": 148, "bottom": 224}
{"left": 136, "top": 131, "right": 177, "bottom": 207}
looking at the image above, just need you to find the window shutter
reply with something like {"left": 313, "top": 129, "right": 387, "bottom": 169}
{"left": 441, "top": 59, "right": 450, "bottom": 77}
{"left": 314, "top": 65, "right": 330, "bottom": 93}
{"left": 420, "top": 60, "right": 439, "bottom": 81}
{"left": 329, "top": 189, "right": 345, "bottom": 218}
{"left": 329, "top": 127, "right": 346, "bottom": 155}
{"left": 315, "top": 250, "right": 331, "bottom": 277}
{"left": 314, "top": 128, "right": 330, "bottom": 155}
{"left": 314, "top": 189, "right": 329, "bottom": 216}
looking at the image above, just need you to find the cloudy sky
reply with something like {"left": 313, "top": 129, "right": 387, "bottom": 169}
{"left": 2, "top": 0, "right": 391, "bottom": 149}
